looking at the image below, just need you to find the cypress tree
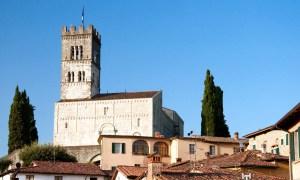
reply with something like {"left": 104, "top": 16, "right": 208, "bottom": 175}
{"left": 8, "top": 86, "right": 38, "bottom": 153}
{"left": 201, "top": 70, "right": 230, "bottom": 137}
{"left": 8, "top": 86, "right": 25, "bottom": 153}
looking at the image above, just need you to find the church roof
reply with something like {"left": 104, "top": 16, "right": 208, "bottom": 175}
{"left": 59, "top": 91, "right": 160, "bottom": 102}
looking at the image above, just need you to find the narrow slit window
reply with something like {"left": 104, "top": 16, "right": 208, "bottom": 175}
{"left": 78, "top": 71, "right": 82, "bottom": 82}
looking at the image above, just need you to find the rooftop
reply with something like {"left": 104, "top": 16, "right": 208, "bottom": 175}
{"left": 111, "top": 165, "right": 147, "bottom": 179}
{"left": 59, "top": 91, "right": 160, "bottom": 102}
{"left": 276, "top": 102, "right": 300, "bottom": 130}
{"left": 1, "top": 161, "right": 107, "bottom": 176}
{"left": 244, "top": 125, "right": 277, "bottom": 138}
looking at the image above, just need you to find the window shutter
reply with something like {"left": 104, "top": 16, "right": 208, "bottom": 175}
{"left": 298, "top": 127, "right": 300, "bottom": 158}
{"left": 122, "top": 143, "right": 126, "bottom": 154}
{"left": 286, "top": 134, "right": 289, "bottom": 145}
{"left": 290, "top": 132, "right": 295, "bottom": 161}
{"left": 112, "top": 143, "right": 115, "bottom": 153}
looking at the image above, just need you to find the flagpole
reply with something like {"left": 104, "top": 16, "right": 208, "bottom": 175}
{"left": 82, "top": 6, "right": 85, "bottom": 28}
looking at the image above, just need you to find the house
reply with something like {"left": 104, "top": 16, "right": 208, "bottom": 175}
{"left": 244, "top": 125, "right": 289, "bottom": 156}
{"left": 276, "top": 103, "right": 300, "bottom": 180}
{"left": 0, "top": 161, "right": 108, "bottom": 180}
{"left": 170, "top": 133, "right": 248, "bottom": 163}
{"left": 98, "top": 134, "right": 247, "bottom": 170}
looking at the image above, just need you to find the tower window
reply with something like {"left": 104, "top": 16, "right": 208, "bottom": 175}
{"left": 82, "top": 71, "right": 85, "bottom": 81}
{"left": 72, "top": 72, "right": 74, "bottom": 82}
{"left": 78, "top": 71, "right": 82, "bottom": 82}
{"left": 80, "top": 46, "right": 83, "bottom": 59}
{"left": 75, "top": 46, "right": 79, "bottom": 60}
{"left": 70, "top": 46, "right": 74, "bottom": 60}
{"left": 67, "top": 72, "right": 71, "bottom": 82}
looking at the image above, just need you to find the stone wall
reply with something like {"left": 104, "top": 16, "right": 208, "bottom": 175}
{"left": 54, "top": 97, "right": 154, "bottom": 146}
{"left": 63, "top": 145, "right": 100, "bottom": 163}
{"left": 60, "top": 25, "right": 100, "bottom": 100}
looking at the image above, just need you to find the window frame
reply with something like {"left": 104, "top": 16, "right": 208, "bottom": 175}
{"left": 209, "top": 145, "right": 216, "bottom": 156}
{"left": 112, "top": 143, "right": 126, "bottom": 154}
{"left": 132, "top": 140, "right": 149, "bottom": 155}
{"left": 25, "top": 175, "right": 34, "bottom": 180}
{"left": 154, "top": 142, "right": 169, "bottom": 157}
{"left": 189, "top": 144, "right": 195, "bottom": 154}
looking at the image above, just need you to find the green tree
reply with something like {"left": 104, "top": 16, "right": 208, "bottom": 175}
{"left": 8, "top": 86, "right": 25, "bottom": 153}
{"left": 8, "top": 86, "right": 38, "bottom": 153}
{"left": 201, "top": 70, "right": 230, "bottom": 137}
{"left": 19, "top": 144, "right": 77, "bottom": 166}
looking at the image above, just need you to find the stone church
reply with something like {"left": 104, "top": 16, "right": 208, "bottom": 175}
{"left": 53, "top": 24, "right": 184, "bottom": 163}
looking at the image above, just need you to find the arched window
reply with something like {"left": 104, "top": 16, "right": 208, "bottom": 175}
{"left": 78, "top": 71, "right": 82, "bottom": 82}
{"left": 132, "top": 140, "right": 148, "bottom": 155}
{"left": 67, "top": 72, "right": 71, "bottom": 82}
{"left": 154, "top": 142, "right": 168, "bottom": 157}
{"left": 82, "top": 71, "right": 85, "bottom": 81}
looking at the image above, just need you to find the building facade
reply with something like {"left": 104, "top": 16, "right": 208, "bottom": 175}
{"left": 244, "top": 125, "right": 289, "bottom": 156}
{"left": 98, "top": 135, "right": 245, "bottom": 170}
{"left": 53, "top": 25, "right": 184, "bottom": 162}
{"left": 276, "top": 103, "right": 300, "bottom": 180}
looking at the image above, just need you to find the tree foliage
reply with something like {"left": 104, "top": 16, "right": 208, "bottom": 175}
{"left": 201, "top": 70, "right": 230, "bottom": 137}
{"left": 0, "top": 157, "right": 12, "bottom": 173}
{"left": 19, "top": 144, "right": 77, "bottom": 166}
{"left": 8, "top": 86, "right": 38, "bottom": 153}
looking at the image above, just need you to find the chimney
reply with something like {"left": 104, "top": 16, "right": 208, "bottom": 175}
{"left": 155, "top": 131, "right": 162, "bottom": 138}
{"left": 234, "top": 132, "right": 239, "bottom": 140}
{"left": 147, "top": 154, "right": 162, "bottom": 180}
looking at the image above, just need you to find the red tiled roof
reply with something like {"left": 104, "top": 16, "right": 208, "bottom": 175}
{"left": 158, "top": 167, "right": 286, "bottom": 180}
{"left": 197, "top": 150, "right": 281, "bottom": 168}
{"left": 111, "top": 166, "right": 147, "bottom": 180}
{"left": 16, "top": 161, "right": 107, "bottom": 176}
{"left": 165, "top": 150, "right": 288, "bottom": 171}
{"left": 59, "top": 91, "right": 160, "bottom": 102}
{"left": 161, "top": 159, "right": 287, "bottom": 180}
{"left": 117, "top": 166, "right": 147, "bottom": 177}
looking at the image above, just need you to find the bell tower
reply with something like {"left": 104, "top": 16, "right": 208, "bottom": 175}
{"left": 60, "top": 25, "right": 101, "bottom": 100}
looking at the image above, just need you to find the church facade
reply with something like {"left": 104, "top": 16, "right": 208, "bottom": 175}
{"left": 53, "top": 25, "right": 184, "bottom": 161}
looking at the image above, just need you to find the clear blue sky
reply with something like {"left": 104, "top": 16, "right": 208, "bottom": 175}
{"left": 1, "top": 0, "right": 300, "bottom": 156}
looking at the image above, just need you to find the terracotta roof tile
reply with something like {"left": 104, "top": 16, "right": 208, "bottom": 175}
{"left": 161, "top": 161, "right": 287, "bottom": 179}
{"left": 111, "top": 166, "right": 147, "bottom": 180}
{"left": 17, "top": 161, "right": 107, "bottom": 176}
{"left": 117, "top": 166, "right": 147, "bottom": 177}
{"left": 197, "top": 150, "right": 281, "bottom": 168}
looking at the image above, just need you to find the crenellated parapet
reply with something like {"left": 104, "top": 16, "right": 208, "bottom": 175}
{"left": 61, "top": 25, "right": 101, "bottom": 41}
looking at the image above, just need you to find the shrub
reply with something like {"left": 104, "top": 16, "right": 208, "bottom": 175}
{"left": 19, "top": 144, "right": 77, "bottom": 166}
